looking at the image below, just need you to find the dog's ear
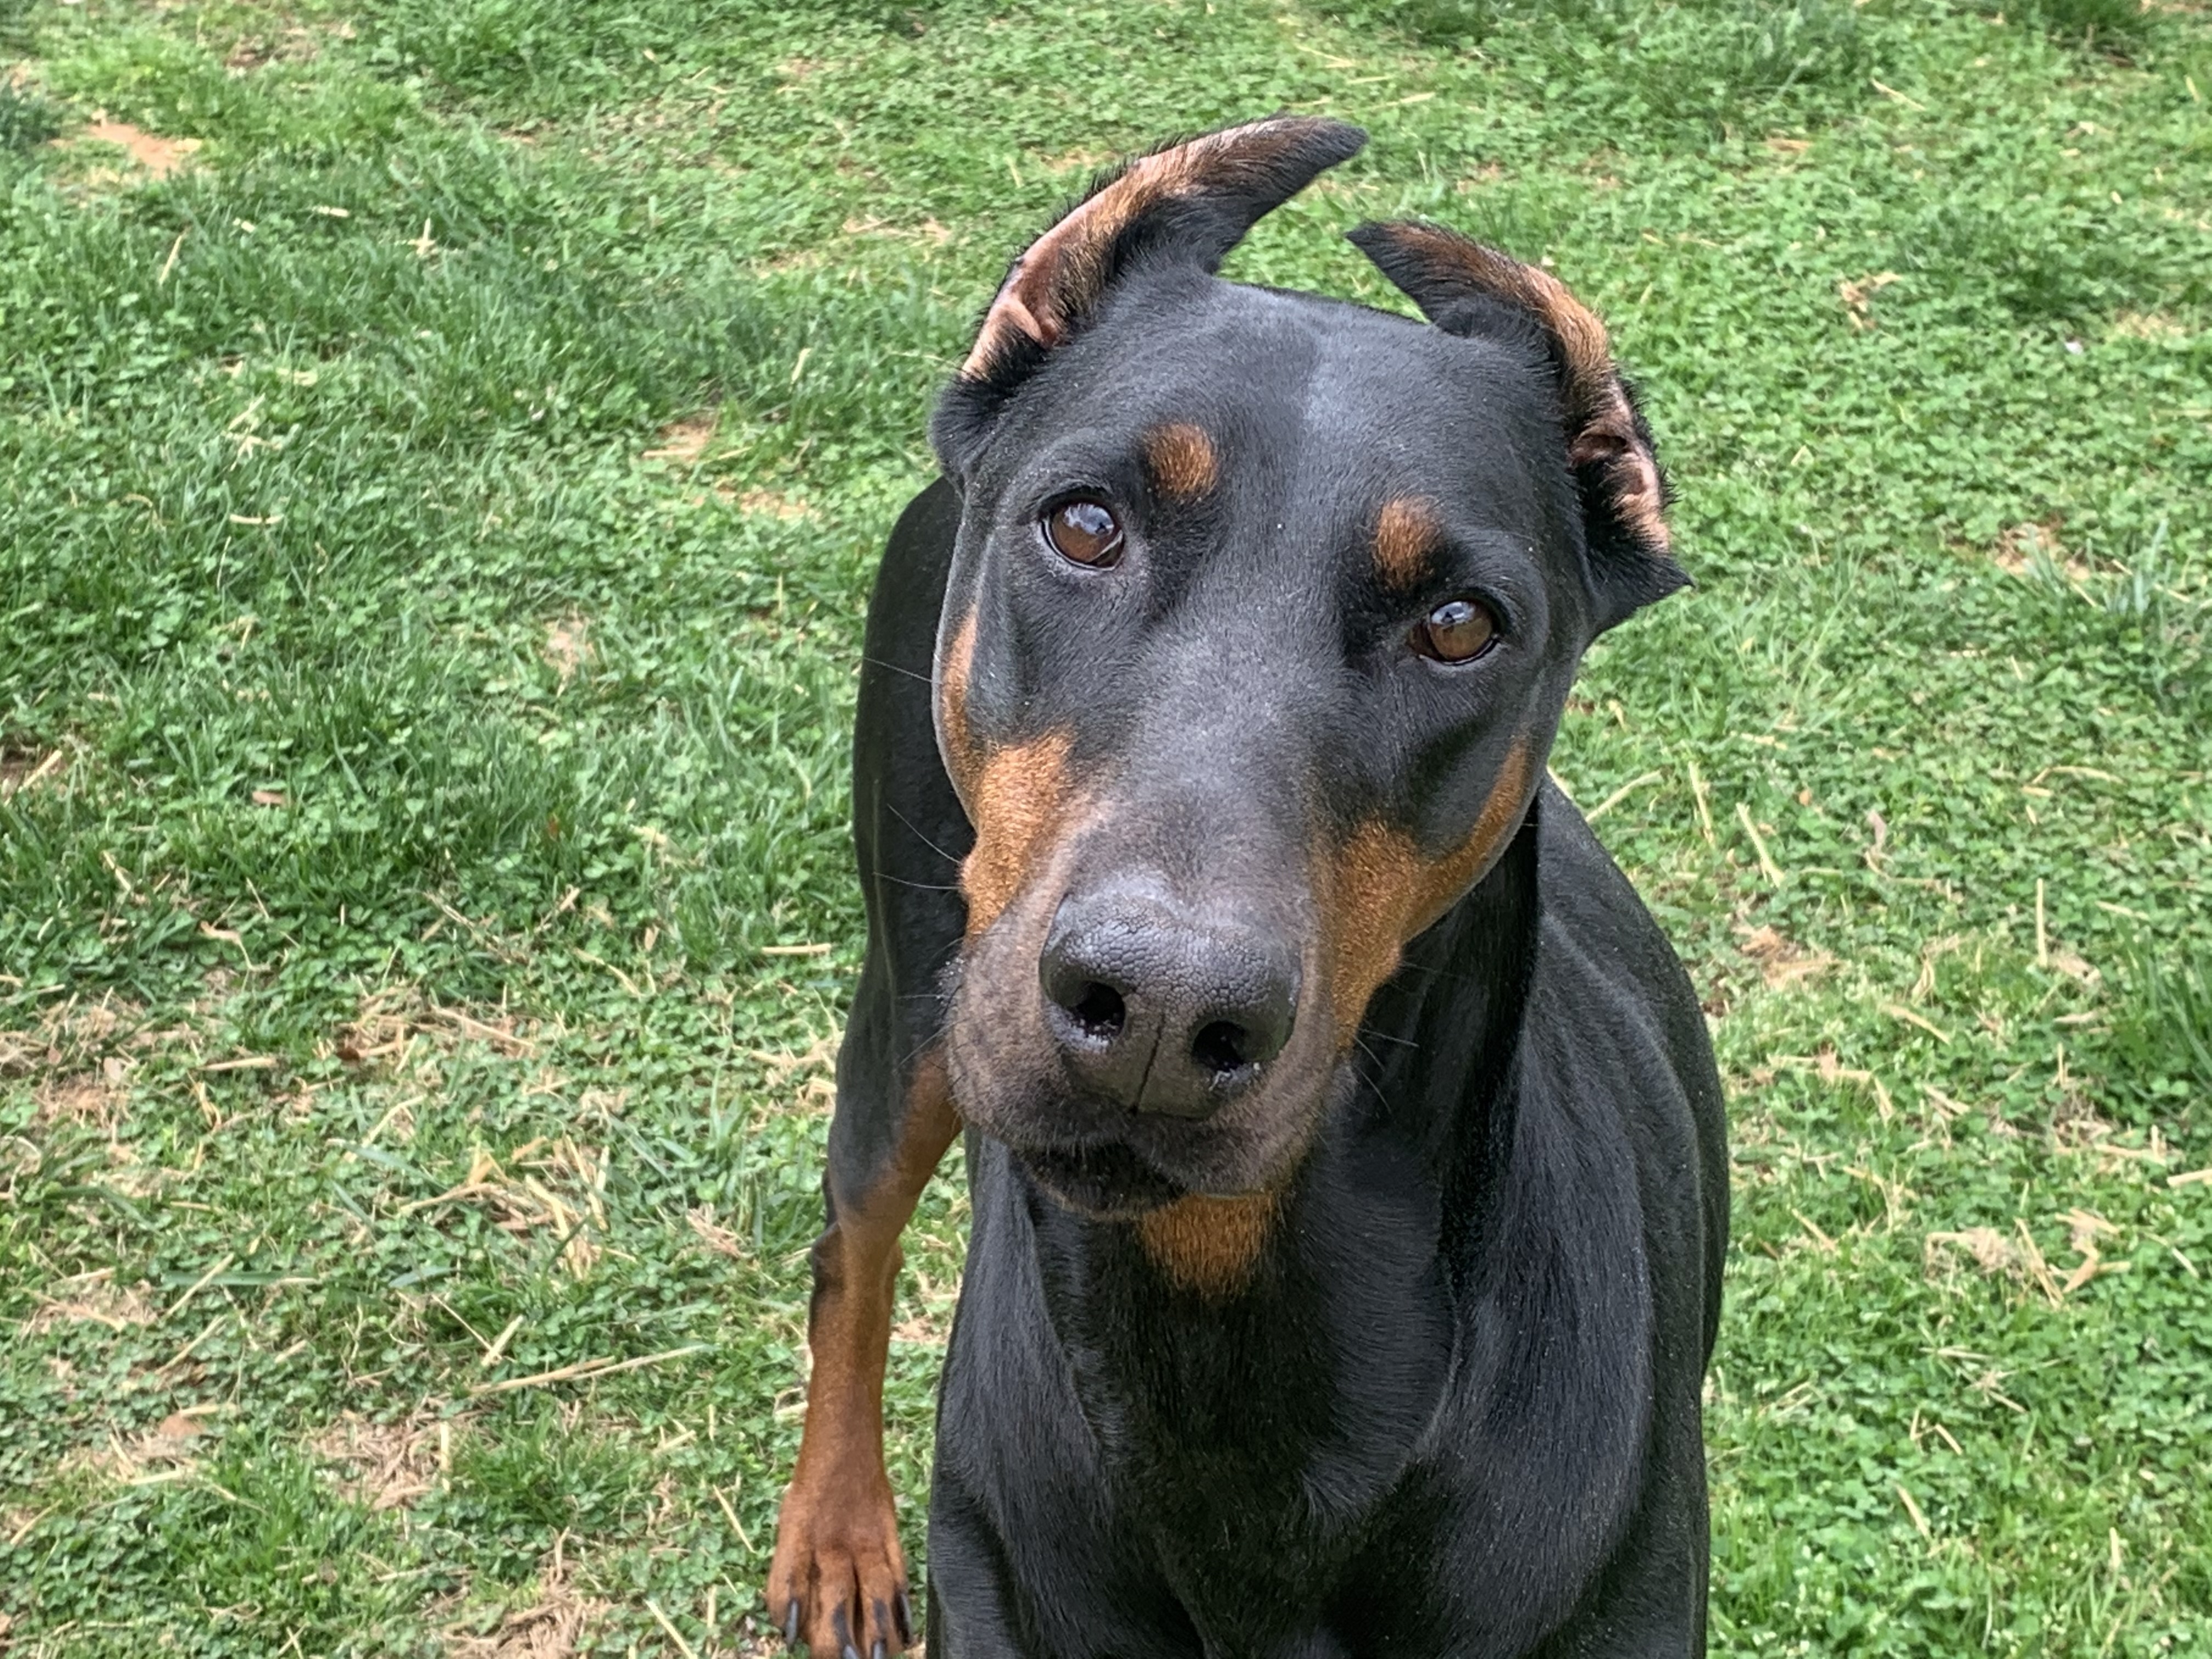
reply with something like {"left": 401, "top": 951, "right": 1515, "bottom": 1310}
{"left": 933, "top": 117, "right": 1365, "bottom": 473}
{"left": 1348, "top": 220, "right": 1687, "bottom": 634}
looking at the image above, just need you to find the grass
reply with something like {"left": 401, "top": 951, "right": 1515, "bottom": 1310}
{"left": 0, "top": 0, "right": 2207, "bottom": 1651}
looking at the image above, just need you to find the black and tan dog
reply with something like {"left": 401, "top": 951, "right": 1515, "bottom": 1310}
{"left": 766, "top": 116, "right": 1728, "bottom": 1659}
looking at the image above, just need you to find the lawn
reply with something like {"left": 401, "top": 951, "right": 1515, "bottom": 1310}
{"left": 1, "top": 0, "right": 2209, "bottom": 1651}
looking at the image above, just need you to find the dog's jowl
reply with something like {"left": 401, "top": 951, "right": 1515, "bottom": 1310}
{"left": 768, "top": 116, "right": 1729, "bottom": 1659}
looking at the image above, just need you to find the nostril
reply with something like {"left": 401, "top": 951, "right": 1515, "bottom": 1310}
{"left": 1190, "top": 1019, "right": 1252, "bottom": 1077}
{"left": 1066, "top": 981, "right": 1127, "bottom": 1040}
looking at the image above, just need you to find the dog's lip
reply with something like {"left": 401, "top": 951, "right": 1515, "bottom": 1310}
{"left": 1013, "top": 1141, "right": 1189, "bottom": 1218}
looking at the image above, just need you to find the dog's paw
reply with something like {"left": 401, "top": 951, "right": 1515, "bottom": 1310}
{"left": 766, "top": 1466, "right": 913, "bottom": 1658}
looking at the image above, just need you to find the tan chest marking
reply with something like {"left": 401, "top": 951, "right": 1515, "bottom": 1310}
{"left": 1136, "top": 1190, "right": 1282, "bottom": 1297}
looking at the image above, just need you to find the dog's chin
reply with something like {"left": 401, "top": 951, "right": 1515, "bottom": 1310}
{"left": 1013, "top": 1143, "right": 1189, "bottom": 1220}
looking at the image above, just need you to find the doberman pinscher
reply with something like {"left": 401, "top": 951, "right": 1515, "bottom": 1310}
{"left": 766, "top": 116, "right": 1728, "bottom": 1658}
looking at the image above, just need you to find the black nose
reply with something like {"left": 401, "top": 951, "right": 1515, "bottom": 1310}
{"left": 1039, "top": 887, "right": 1299, "bottom": 1119}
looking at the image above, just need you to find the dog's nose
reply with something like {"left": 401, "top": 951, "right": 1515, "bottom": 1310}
{"left": 1039, "top": 888, "right": 1298, "bottom": 1118}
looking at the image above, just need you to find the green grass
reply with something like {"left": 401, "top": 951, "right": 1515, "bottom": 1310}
{"left": 0, "top": 0, "right": 2208, "bottom": 1652}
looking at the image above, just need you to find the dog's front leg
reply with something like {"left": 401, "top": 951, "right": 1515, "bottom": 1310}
{"left": 769, "top": 1049, "right": 958, "bottom": 1658}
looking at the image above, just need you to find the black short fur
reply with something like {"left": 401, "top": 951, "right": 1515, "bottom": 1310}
{"left": 844, "top": 481, "right": 1726, "bottom": 1657}
{"left": 793, "top": 117, "right": 1728, "bottom": 1659}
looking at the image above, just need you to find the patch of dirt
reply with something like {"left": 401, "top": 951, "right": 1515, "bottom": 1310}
{"left": 2109, "top": 309, "right": 2187, "bottom": 340}
{"left": 32, "top": 1055, "right": 134, "bottom": 1127}
{"left": 1040, "top": 145, "right": 1111, "bottom": 175}
{"left": 1, "top": 995, "right": 149, "bottom": 1080}
{"left": 724, "top": 1622, "right": 785, "bottom": 1657}
{"left": 1837, "top": 270, "right": 1901, "bottom": 329}
{"left": 1928, "top": 1213, "right": 2123, "bottom": 1301}
{"left": 732, "top": 488, "right": 814, "bottom": 522}
{"left": 0, "top": 744, "right": 67, "bottom": 799}
{"left": 65, "top": 1406, "right": 222, "bottom": 1483}
{"left": 1993, "top": 517, "right": 2094, "bottom": 581}
{"left": 757, "top": 244, "right": 830, "bottom": 274}
{"left": 838, "top": 213, "right": 952, "bottom": 247}
{"left": 641, "top": 413, "right": 716, "bottom": 466}
{"left": 753, "top": 1032, "right": 838, "bottom": 1111}
{"left": 1736, "top": 924, "right": 1832, "bottom": 990}
{"left": 21, "top": 1274, "right": 160, "bottom": 1336}
{"left": 311, "top": 1407, "right": 449, "bottom": 1511}
{"left": 2048, "top": 948, "right": 2101, "bottom": 988}
{"left": 65, "top": 119, "right": 202, "bottom": 180}
{"left": 542, "top": 614, "right": 592, "bottom": 687}
{"left": 222, "top": 17, "right": 351, "bottom": 71}
{"left": 686, "top": 1205, "right": 746, "bottom": 1259}
{"left": 330, "top": 989, "right": 541, "bottom": 1070}
{"left": 443, "top": 1544, "right": 607, "bottom": 1657}
{"left": 403, "top": 1139, "right": 608, "bottom": 1280}
{"left": 1926, "top": 1224, "right": 2022, "bottom": 1279}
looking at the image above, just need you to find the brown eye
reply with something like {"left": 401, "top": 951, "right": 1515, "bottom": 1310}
{"left": 1411, "top": 597, "right": 1498, "bottom": 663}
{"left": 1043, "top": 498, "right": 1124, "bottom": 567}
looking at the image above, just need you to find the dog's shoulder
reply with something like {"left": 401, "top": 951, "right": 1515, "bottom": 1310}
{"left": 1527, "top": 778, "right": 1729, "bottom": 1351}
{"left": 1531, "top": 780, "right": 1710, "bottom": 1076}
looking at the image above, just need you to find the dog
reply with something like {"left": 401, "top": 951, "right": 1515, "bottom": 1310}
{"left": 765, "top": 116, "right": 1728, "bottom": 1659}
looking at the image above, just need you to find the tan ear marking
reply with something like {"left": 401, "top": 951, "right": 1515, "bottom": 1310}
{"left": 961, "top": 117, "right": 1363, "bottom": 382}
{"left": 1375, "top": 224, "right": 1615, "bottom": 408}
{"left": 1143, "top": 422, "right": 1221, "bottom": 501}
{"left": 1350, "top": 219, "right": 1674, "bottom": 565}
{"left": 1373, "top": 496, "right": 1441, "bottom": 587}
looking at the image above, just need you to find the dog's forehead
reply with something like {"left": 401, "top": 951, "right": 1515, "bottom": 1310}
{"left": 1051, "top": 279, "right": 1563, "bottom": 505}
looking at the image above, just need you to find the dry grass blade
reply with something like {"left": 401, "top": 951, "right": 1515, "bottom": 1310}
{"left": 468, "top": 1344, "right": 709, "bottom": 1398}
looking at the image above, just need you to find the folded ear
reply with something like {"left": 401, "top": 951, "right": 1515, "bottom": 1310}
{"left": 933, "top": 117, "right": 1365, "bottom": 473}
{"left": 1347, "top": 220, "right": 1688, "bottom": 633}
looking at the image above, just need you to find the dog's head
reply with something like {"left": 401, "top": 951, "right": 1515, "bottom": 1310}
{"left": 928, "top": 117, "right": 1684, "bottom": 1220}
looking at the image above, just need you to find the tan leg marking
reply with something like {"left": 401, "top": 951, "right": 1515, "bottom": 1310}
{"left": 1136, "top": 1190, "right": 1282, "bottom": 1296}
{"left": 768, "top": 1054, "right": 960, "bottom": 1656}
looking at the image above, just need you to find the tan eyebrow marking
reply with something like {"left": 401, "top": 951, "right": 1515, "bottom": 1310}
{"left": 1372, "top": 496, "right": 1441, "bottom": 588}
{"left": 1142, "top": 422, "right": 1220, "bottom": 502}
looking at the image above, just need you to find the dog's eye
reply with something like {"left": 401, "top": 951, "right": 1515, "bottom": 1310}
{"left": 1410, "top": 598, "right": 1499, "bottom": 664}
{"left": 1042, "top": 498, "right": 1124, "bottom": 567}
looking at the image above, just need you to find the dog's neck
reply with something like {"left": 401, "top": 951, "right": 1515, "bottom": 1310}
{"left": 1006, "top": 800, "right": 1546, "bottom": 1546}
{"left": 1359, "top": 789, "right": 1546, "bottom": 1286}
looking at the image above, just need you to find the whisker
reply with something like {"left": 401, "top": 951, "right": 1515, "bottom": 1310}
{"left": 885, "top": 803, "right": 963, "bottom": 870}
{"left": 1390, "top": 959, "right": 1488, "bottom": 992}
{"left": 861, "top": 654, "right": 934, "bottom": 686}
{"left": 1358, "top": 1028, "right": 1420, "bottom": 1050}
